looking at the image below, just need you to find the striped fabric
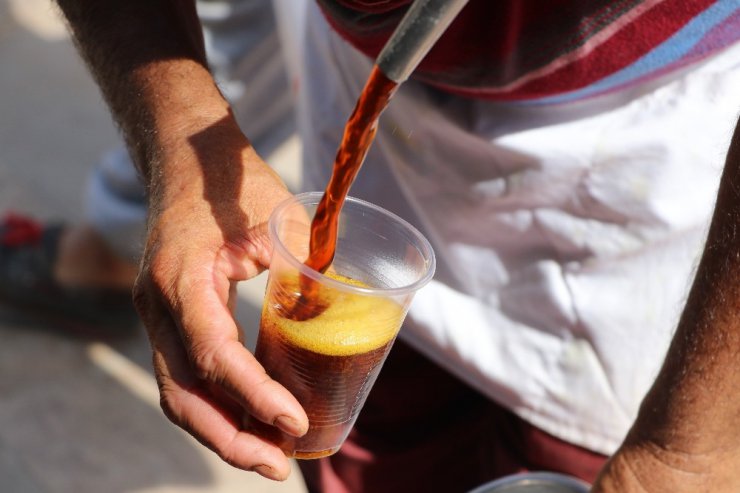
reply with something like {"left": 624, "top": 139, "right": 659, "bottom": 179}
{"left": 317, "top": 0, "right": 740, "bottom": 103}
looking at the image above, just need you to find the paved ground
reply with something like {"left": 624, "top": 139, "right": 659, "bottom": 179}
{"left": 0, "top": 1, "right": 307, "bottom": 491}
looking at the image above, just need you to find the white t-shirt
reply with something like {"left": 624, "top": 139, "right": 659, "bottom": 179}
{"left": 297, "top": 1, "right": 740, "bottom": 455}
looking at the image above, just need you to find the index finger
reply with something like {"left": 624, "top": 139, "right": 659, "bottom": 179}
{"left": 143, "top": 298, "right": 293, "bottom": 479}
{"left": 176, "top": 272, "right": 309, "bottom": 438}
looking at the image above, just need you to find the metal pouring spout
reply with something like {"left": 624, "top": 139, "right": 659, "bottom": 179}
{"left": 376, "top": 0, "right": 471, "bottom": 84}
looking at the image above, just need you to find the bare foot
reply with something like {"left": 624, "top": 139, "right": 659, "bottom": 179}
{"left": 54, "top": 225, "right": 139, "bottom": 290}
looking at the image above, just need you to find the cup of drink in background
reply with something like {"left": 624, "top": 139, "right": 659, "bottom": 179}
{"left": 247, "top": 192, "right": 436, "bottom": 459}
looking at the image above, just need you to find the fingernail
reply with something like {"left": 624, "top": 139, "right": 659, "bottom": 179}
{"left": 253, "top": 464, "right": 284, "bottom": 481}
{"left": 274, "top": 415, "right": 306, "bottom": 437}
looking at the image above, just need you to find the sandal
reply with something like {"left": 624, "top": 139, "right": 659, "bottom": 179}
{"left": 0, "top": 213, "right": 140, "bottom": 338}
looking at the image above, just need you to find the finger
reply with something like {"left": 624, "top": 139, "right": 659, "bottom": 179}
{"left": 135, "top": 272, "right": 304, "bottom": 478}
{"left": 148, "top": 320, "right": 293, "bottom": 480}
{"left": 176, "top": 274, "right": 309, "bottom": 437}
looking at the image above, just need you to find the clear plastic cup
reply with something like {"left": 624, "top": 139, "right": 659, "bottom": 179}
{"left": 468, "top": 472, "right": 591, "bottom": 493}
{"left": 248, "top": 192, "right": 436, "bottom": 459}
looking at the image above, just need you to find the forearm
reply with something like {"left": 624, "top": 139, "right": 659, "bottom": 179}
{"left": 635, "top": 117, "right": 740, "bottom": 450}
{"left": 595, "top": 118, "right": 740, "bottom": 490}
{"left": 55, "top": 0, "right": 236, "bottom": 187}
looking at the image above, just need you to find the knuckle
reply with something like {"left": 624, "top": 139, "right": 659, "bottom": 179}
{"left": 158, "top": 392, "right": 179, "bottom": 425}
{"left": 217, "top": 432, "right": 270, "bottom": 471}
{"left": 190, "top": 339, "right": 227, "bottom": 383}
{"left": 218, "top": 439, "right": 243, "bottom": 469}
{"left": 156, "top": 383, "right": 185, "bottom": 429}
{"left": 245, "top": 375, "right": 274, "bottom": 404}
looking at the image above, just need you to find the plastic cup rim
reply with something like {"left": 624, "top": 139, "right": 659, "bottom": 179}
{"left": 268, "top": 191, "right": 436, "bottom": 297}
{"left": 467, "top": 472, "right": 591, "bottom": 493}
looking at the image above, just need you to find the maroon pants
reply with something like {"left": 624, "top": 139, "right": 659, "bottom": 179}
{"left": 298, "top": 340, "right": 607, "bottom": 493}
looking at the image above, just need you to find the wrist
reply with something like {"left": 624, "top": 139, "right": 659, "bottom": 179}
{"left": 143, "top": 108, "right": 288, "bottom": 232}
{"left": 593, "top": 439, "right": 739, "bottom": 492}
{"left": 145, "top": 114, "right": 251, "bottom": 209}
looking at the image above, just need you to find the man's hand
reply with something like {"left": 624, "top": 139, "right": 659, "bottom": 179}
{"left": 54, "top": 0, "right": 308, "bottom": 479}
{"left": 132, "top": 124, "right": 308, "bottom": 480}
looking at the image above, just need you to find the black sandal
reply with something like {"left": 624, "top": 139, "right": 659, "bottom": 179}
{"left": 0, "top": 213, "right": 140, "bottom": 338}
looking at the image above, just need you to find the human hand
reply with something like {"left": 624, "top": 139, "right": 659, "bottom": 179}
{"left": 132, "top": 122, "right": 308, "bottom": 481}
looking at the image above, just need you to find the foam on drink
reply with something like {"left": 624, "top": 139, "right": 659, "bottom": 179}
{"left": 252, "top": 271, "right": 405, "bottom": 458}
{"left": 268, "top": 272, "right": 402, "bottom": 355}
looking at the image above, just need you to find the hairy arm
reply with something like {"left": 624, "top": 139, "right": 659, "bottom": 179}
{"left": 57, "top": 1, "right": 211, "bottom": 178}
{"left": 55, "top": 0, "right": 307, "bottom": 480}
{"left": 593, "top": 116, "right": 740, "bottom": 491}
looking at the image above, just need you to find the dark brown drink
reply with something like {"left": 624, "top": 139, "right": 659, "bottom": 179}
{"left": 251, "top": 271, "right": 403, "bottom": 458}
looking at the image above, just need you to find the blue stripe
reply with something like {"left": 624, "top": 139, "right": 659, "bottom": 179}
{"left": 530, "top": 0, "right": 739, "bottom": 105}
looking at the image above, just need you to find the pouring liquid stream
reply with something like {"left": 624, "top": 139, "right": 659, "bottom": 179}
{"left": 284, "top": 65, "right": 398, "bottom": 321}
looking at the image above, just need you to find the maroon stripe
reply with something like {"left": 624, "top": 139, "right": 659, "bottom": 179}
{"left": 318, "top": 0, "right": 724, "bottom": 100}
{"left": 507, "top": 0, "right": 715, "bottom": 99}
